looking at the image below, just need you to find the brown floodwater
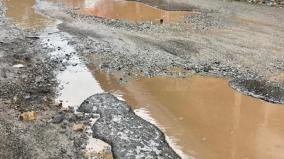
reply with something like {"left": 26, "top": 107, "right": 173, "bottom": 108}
{"left": 50, "top": 0, "right": 192, "bottom": 23}
{"left": 3, "top": 0, "right": 54, "bottom": 29}
{"left": 88, "top": 65, "right": 284, "bottom": 159}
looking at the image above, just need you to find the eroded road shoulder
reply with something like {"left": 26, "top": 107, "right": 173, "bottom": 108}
{"left": 230, "top": 79, "right": 284, "bottom": 104}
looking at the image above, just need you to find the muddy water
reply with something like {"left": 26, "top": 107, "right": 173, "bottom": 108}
{"left": 88, "top": 66, "right": 284, "bottom": 159}
{"left": 50, "top": 0, "right": 191, "bottom": 23}
{"left": 3, "top": 0, "right": 54, "bottom": 29}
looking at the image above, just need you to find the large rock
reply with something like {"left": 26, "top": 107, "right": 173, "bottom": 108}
{"left": 79, "top": 93, "right": 180, "bottom": 159}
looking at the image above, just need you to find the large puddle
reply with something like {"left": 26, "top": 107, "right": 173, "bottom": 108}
{"left": 88, "top": 66, "right": 284, "bottom": 159}
{"left": 50, "top": 0, "right": 192, "bottom": 23}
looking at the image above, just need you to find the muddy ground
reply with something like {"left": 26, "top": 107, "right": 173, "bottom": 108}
{"left": 45, "top": 0, "right": 284, "bottom": 103}
{"left": 0, "top": 2, "right": 91, "bottom": 158}
{"left": 0, "top": 0, "right": 283, "bottom": 158}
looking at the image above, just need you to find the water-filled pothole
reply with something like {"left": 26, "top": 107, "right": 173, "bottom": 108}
{"left": 3, "top": 0, "right": 54, "bottom": 29}
{"left": 89, "top": 66, "right": 284, "bottom": 159}
{"left": 50, "top": 0, "right": 193, "bottom": 23}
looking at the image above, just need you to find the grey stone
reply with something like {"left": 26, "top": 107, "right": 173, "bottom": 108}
{"left": 78, "top": 93, "right": 180, "bottom": 159}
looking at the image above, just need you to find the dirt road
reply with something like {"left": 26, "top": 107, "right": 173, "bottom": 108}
{"left": 0, "top": 0, "right": 283, "bottom": 158}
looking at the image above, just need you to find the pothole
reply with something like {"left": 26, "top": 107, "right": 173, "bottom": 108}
{"left": 90, "top": 67, "right": 284, "bottom": 159}
{"left": 50, "top": 0, "right": 194, "bottom": 23}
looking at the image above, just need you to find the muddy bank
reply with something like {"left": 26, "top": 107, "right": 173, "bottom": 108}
{"left": 230, "top": 79, "right": 284, "bottom": 104}
{"left": 79, "top": 93, "right": 180, "bottom": 158}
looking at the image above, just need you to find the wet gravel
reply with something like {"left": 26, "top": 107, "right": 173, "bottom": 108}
{"left": 0, "top": 2, "right": 91, "bottom": 158}
{"left": 230, "top": 79, "right": 284, "bottom": 104}
{"left": 238, "top": 0, "right": 284, "bottom": 6}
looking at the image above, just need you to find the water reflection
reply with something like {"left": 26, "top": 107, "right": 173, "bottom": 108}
{"left": 88, "top": 65, "right": 284, "bottom": 159}
{"left": 51, "top": 0, "right": 192, "bottom": 23}
{"left": 3, "top": 0, "right": 53, "bottom": 29}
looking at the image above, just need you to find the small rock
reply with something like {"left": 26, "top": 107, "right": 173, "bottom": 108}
{"left": 67, "top": 114, "right": 77, "bottom": 123}
{"left": 19, "top": 111, "right": 37, "bottom": 121}
{"left": 24, "top": 94, "right": 31, "bottom": 99}
{"left": 51, "top": 113, "right": 65, "bottom": 124}
{"left": 73, "top": 124, "right": 85, "bottom": 132}
{"left": 84, "top": 139, "right": 113, "bottom": 159}
{"left": 13, "top": 64, "right": 25, "bottom": 68}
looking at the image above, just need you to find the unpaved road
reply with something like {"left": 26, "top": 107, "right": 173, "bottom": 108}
{"left": 0, "top": 0, "right": 283, "bottom": 159}
{"left": 49, "top": 0, "right": 284, "bottom": 102}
